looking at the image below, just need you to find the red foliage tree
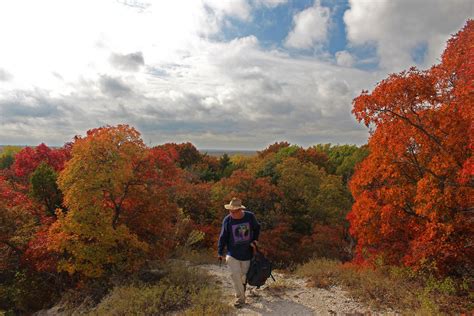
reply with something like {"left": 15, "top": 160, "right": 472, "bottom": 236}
{"left": 348, "top": 21, "right": 473, "bottom": 275}
{"left": 160, "top": 142, "right": 202, "bottom": 169}
{"left": 300, "top": 224, "right": 351, "bottom": 262}
{"left": 12, "top": 143, "right": 71, "bottom": 179}
{"left": 22, "top": 219, "right": 58, "bottom": 273}
{"left": 257, "top": 141, "right": 291, "bottom": 158}
{"left": 295, "top": 147, "right": 329, "bottom": 169}
{"left": 174, "top": 180, "right": 213, "bottom": 223}
{"left": 212, "top": 170, "right": 284, "bottom": 227}
{"left": 258, "top": 215, "right": 297, "bottom": 264}
{"left": 0, "top": 177, "right": 37, "bottom": 270}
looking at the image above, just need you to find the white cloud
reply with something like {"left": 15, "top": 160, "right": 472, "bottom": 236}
{"left": 0, "top": 28, "right": 373, "bottom": 148}
{"left": 335, "top": 50, "right": 355, "bottom": 67}
{"left": 109, "top": 52, "right": 145, "bottom": 72}
{"left": 285, "top": 1, "right": 331, "bottom": 49}
{"left": 203, "top": 0, "right": 252, "bottom": 21}
{"left": 253, "top": 0, "right": 288, "bottom": 8}
{"left": 0, "top": 68, "right": 12, "bottom": 81}
{"left": 344, "top": 0, "right": 473, "bottom": 71}
{"left": 0, "top": 0, "right": 215, "bottom": 89}
{"left": 6, "top": 0, "right": 468, "bottom": 149}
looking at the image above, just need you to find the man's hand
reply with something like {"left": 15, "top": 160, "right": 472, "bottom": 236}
{"left": 250, "top": 240, "right": 258, "bottom": 250}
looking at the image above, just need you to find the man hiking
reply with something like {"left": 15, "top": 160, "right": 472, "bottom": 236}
{"left": 217, "top": 197, "right": 261, "bottom": 308}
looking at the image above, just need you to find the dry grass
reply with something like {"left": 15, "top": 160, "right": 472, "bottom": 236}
{"left": 266, "top": 277, "right": 293, "bottom": 290}
{"left": 263, "top": 276, "right": 294, "bottom": 296}
{"left": 296, "top": 258, "right": 473, "bottom": 315}
{"left": 183, "top": 287, "right": 233, "bottom": 316}
{"left": 55, "top": 261, "right": 233, "bottom": 315}
{"left": 174, "top": 247, "right": 217, "bottom": 266}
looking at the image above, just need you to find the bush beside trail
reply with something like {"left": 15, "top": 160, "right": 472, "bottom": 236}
{"left": 33, "top": 260, "right": 231, "bottom": 316}
{"left": 297, "top": 258, "right": 473, "bottom": 315}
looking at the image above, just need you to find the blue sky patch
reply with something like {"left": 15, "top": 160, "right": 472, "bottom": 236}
{"left": 411, "top": 41, "right": 428, "bottom": 65}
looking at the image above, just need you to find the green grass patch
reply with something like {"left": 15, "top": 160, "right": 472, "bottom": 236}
{"left": 296, "top": 258, "right": 473, "bottom": 315}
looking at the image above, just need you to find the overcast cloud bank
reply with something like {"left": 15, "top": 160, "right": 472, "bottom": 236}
{"left": 0, "top": 0, "right": 471, "bottom": 149}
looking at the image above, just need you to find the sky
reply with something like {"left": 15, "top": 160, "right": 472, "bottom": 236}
{"left": 0, "top": 0, "right": 472, "bottom": 150}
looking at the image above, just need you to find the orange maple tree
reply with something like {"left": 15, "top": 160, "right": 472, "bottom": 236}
{"left": 48, "top": 125, "right": 180, "bottom": 277}
{"left": 348, "top": 21, "right": 473, "bottom": 275}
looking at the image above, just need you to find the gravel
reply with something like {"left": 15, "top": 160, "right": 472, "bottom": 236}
{"left": 199, "top": 263, "right": 398, "bottom": 316}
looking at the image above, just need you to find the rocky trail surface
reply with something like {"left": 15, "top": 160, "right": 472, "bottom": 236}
{"left": 199, "top": 263, "right": 391, "bottom": 316}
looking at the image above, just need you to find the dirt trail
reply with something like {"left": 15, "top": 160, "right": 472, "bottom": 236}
{"left": 199, "top": 263, "right": 391, "bottom": 316}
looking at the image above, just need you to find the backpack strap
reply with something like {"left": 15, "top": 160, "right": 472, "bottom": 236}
{"left": 270, "top": 273, "right": 276, "bottom": 282}
{"left": 251, "top": 242, "right": 259, "bottom": 256}
{"left": 245, "top": 258, "right": 255, "bottom": 286}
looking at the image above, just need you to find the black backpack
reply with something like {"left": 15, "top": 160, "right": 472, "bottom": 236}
{"left": 246, "top": 248, "right": 275, "bottom": 288}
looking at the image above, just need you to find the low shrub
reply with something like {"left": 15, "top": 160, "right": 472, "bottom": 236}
{"left": 93, "top": 283, "right": 189, "bottom": 315}
{"left": 296, "top": 258, "right": 473, "bottom": 314}
{"left": 0, "top": 270, "right": 63, "bottom": 315}
{"left": 174, "top": 247, "right": 217, "bottom": 265}
{"left": 90, "top": 261, "right": 230, "bottom": 315}
{"left": 183, "top": 287, "right": 232, "bottom": 316}
{"left": 264, "top": 276, "right": 294, "bottom": 296}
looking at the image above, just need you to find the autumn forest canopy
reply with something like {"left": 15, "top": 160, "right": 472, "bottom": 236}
{"left": 0, "top": 20, "right": 472, "bottom": 314}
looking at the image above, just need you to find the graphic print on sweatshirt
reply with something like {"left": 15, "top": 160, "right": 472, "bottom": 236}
{"left": 232, "top": 222, "right": 251, "bottom": 244}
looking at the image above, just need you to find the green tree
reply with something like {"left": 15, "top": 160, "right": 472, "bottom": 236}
{"left": 312, "top": 144, "right": 369, "bottom": 181}
{"left": 29, "top": 162, "right": 63, "bottom": 217}
{"left": 253, "top": 145, "right": 301, "bottom": 183}
{"left": 276, "top": 158, "right": 351, "bottom": 234}
{"left": 218, "top": 153, "right": 234, "bottom": 178}
{"left": 0, "top": 146, "right": 22, "bottom": 170}
{"left": 0, "top": 154, "right": 14, "bottom": 169}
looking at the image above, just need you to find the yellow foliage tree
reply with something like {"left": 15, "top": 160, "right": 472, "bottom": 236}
{"left": 48, "top": 125, "right": 179, "bottom": 278}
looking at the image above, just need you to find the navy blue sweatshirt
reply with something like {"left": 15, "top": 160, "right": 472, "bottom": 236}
{"left": 217, "top": 211, "right": 261, "bottom": 261}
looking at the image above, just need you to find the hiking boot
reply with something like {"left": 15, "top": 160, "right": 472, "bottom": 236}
{"left": 248, "top": 288, "right": 259, "bottom": 297}
{"left": 233, "top": 298, "right": 245, "bottom": 308}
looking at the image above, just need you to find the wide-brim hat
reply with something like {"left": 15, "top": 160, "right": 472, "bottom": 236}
{"left": 225, "top": 197, "right": 246, "bottom": 210}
